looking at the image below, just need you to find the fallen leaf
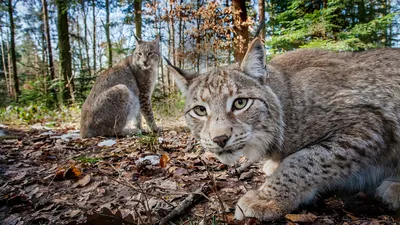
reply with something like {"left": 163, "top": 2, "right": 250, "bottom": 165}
{"left": 160, "top": 153, "right": 170, "bottom": 168}
{"left": 76, "top": 174, "right": 91, "bottom": 187}
{"left": 285, "top": 213, "right": 317, "bottom": 222}
{"left": 66, "top": 165, "right": 83, "bottom": 179}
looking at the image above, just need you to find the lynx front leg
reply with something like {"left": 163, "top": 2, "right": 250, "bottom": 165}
{"left": 121, "top": 94, "right": 142, "bottom": 136}
{"left": 376, "top": 177, "right": 400, "bottom": 210}
{"left": 139, "top": 96, "right": 159, "bottom": 133}
{"left": 235, "top": 128, "right": 385, "bottom": 221}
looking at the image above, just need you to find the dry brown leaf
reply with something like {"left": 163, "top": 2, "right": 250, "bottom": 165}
{"left": 160, "top": 153, "right": 170, "bottom": 168}
{"left": 76, "top": 174, "right": 91, "bottom": 187}
{"left": 285, "top": 213, "right": 318, "bottom": 223}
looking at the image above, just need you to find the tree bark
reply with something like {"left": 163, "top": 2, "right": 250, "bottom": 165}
{"left": 258, "top": 0, "right": 265, "bottom": 40}
{"left": 82, "top": 0, "right": 91, "bottom": 77}
{"left": 105, "top": 0, "right": 112, "bottom": 68}
{"left": 42, "top": 0, "right": 57, "bottom": 104}
{"left": 8, "top": 0, "right": 20, "bottom": 101}
{"left": 56, "top": 0, "right": 74, "bottom": 104}
{"left": 232, "top": 0, "right": 249, "bottom": 62}
{"left": 42, "top": 0, "right": 55, "bottom": 81}
{"left": 0, "top": 39, "right": 11, "bottom": 97}
{"left": 92, "top": 0, "right": 96, "bottom": 73}
{"left": 133, "top": 0, "right": 142, "bottom": 38}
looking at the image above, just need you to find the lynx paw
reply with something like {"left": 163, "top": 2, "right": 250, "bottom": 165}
{"left": 150, "top": 126, "right": 161, "bottom": 134}
{"left": 234, "top": 190, "right": 284, "bottom": 221}
{"left": 376, "top": 180, "right": 400, "bottom": 210}
{"left": 262, "top": 159, "right": 279, "bottom": 176}
{"left": 121, "top": 127, "right": 142, "bottom": 136}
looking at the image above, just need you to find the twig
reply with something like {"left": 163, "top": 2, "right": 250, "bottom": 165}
{"left": 159, "top": 183, "right": 211, "bottom": 225}
{"left": 201, "top": 158, "right": 229, "bottom": 224}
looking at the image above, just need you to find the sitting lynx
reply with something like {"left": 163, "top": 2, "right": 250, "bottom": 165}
{"left": 80, "top": 36, "right": 160, "bottom": 138}
{"left": 166, "top": 39, "right": 400, "bottom": 221}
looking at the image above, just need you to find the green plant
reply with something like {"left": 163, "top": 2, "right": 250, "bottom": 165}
{"left": 76, "top": 156, "right": 101, "bottom": 164}
{"left": 152, "top": 91, "right": 185, "bottom": 119}
{"left": 0, "top": 103, "right": 80, "bottom": 125}
{"left": 137, "top": 133, "right": 159, "bottom": 152}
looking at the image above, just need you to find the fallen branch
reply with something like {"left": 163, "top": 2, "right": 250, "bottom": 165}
{"left": 159, "top": 183, "right": 210, "bottom": 225}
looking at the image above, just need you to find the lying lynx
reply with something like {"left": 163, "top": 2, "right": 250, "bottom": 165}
{"left": 166, "top": 39, "right": 400, "bottom": 221}
{"left": 80, "top": 36, "right": 160, "bottom": 138}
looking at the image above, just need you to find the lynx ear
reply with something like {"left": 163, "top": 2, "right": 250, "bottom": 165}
{"left": 240, "top": 38, "right": 267, "bottom": 82}
{"left": 164, "top": 57, "right": 196, "bottom": 95}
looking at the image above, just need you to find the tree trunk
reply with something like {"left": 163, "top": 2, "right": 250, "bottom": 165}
{"left": 8, "top": 0, "right": 20, "bottom": 101}
{"left": 258, "top": 0, "right": 265, "bottom": 40}
{"left": 92, "top": 0, "right": 96, "bottom": 73}
{"left": 105, "top": 0, "right": 112, "bottom": 68}
{"left": 133, "top": 0, "right": 142, "bottom": 38}
{"left": 82, "top": 0, "right": 91, "bottom": 77}
{"left": 1, "top": 39, "right": 11, "bottom": 97}
{"left": 6, "top": 33, "right": 14, "bottom": 97}
{"left": 42, "top": 0, "right": 57, "bottom": 104}
{"left": 76, "top": 20, "right": 84, "bottom": 100}
{"left": 232, "top": 0, "right": 249, "bottom": 62}
{"left": 56, "top": 0, "right": 74, "bottom": 104}
{"left": 42, "top": 0, "right": 55, "bottom": 81}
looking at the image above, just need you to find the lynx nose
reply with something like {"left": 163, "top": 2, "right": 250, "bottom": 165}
{"left": 213, "top": 135, "right": 230, "bottom": 148}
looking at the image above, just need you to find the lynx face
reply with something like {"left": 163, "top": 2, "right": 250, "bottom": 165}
{"left": 133, "top": 38, "right": 159, "bottom": 70}
{"left": 167, "top": 40, "right": 284, "bottom": 165}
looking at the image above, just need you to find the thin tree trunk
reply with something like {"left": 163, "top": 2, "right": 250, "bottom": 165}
{"left": 232, "top": 0, "right": 249, "bottom": 62}
{"left": 105, "top": 0, "right": 112, "bottom": 68}
{"left": 56, "top": 0, "right": 74, "bottom": 104}
{"left": 42, "top": 0, "right": 57, "bottom": 104}
{"left": 196, "top": 0, "right": 201, "bottom": 73}
{"left": 82, "top": 0, "right": 91, "bottom": 78}
{"left": 8, "top": 0, "right": 20, "bottom": 101}
{"left": 178, "top": 0, "right": 183, "bottom": 68}
{"left": 7, "top": 35, "right": 14, "bottom": 97}
{"left": 42, "top": 0, "right": 55, "bottom": 81}
{"left": 1, "top": 39, "right": 11, "bottom": 97}
{"left": 77, "top": 20, "right": 84, "bottom": 100}
{"left": 258, "top": 0, "right": 265, "bottom": 40}
{"left": 133, "top": 0, "right": 142, "bottom": 38}
{"left": 92, "top": 0, "right": 97, "bottom": 73}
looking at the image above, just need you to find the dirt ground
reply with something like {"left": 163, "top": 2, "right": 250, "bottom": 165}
{"left": 1, "top": 121, "right": 400, "bottom": 225}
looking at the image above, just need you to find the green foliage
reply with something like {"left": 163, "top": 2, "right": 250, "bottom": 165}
{"left": 137, "top": 133, "right": 159, "bottom": 152}
{"left": 267, "top": 0, "right": 398, "bottom": 53}
{"left": 152, "top": 90, "right": 186, "bottom": 119}
{"left": 76, "top": 156, "right": 101, "bottom": 164}
{"left": 18, "top": 77, "right": 59, "bottom": 108}
{"left": 0, "top": 103, "right": 80, "bottom": 125}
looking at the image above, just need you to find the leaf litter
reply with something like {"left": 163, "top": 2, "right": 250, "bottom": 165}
{"left": 0, "top": 125, "right": 399, "bottom": 225}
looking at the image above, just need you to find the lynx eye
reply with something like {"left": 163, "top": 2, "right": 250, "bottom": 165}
{"left": 137, "top": 52, "right": 143, "bottom": 56}
{"left": 231, "top": 98, "right": 253, "bottom": 115}
{"left": 233, "top": 98, "right": 248, "bottom": 110}
{"left": 193, "top": 106, "right": 207, "bottom": 116}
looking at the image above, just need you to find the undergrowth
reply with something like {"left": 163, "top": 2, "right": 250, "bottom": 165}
{"left": 153, "top": 91, "right": 185, "bottom": 119}
{"left": 0, "top": 103, "right": 80, "bottom": 126}
{"left": 0, "top": 89, "right": 185, "bottom": 127}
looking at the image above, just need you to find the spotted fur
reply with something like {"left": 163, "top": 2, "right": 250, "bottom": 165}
{"left": 167, "top": 38, "right": 400, "bottom": 221}
{"left": 80, "top": 37, "right": 160, "bottom": 138}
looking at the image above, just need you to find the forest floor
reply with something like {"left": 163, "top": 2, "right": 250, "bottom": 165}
{"left": 1, "top": 119, "right": 400, "bottom": 225}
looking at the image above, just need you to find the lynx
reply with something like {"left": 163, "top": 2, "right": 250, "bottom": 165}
{"left": 166, "top": 39, "right": 400, "bottom": 221}
{"left": 80, "top": 36, "right": 160, "bottom": 138}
